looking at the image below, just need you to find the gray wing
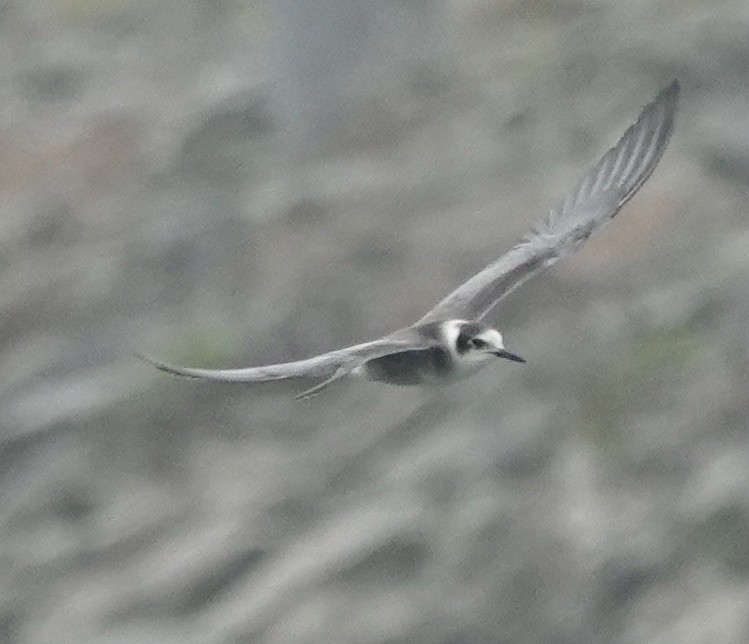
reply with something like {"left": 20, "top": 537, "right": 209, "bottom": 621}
{"left": 138, "top": 328, "right": 439, "bottom": 384}
{"left": 418, "top": 79, "right": 679, "bottom": 324}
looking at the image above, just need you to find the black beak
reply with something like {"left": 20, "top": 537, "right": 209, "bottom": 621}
{"left": 494, "top": 349, "right": 526, "bottom": 363}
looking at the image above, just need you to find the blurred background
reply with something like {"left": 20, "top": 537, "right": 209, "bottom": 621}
{"left": 2, "top": 1, "right": 748, "bottom": 642}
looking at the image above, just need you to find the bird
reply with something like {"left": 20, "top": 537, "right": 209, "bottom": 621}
{"left": 140, "top": 80, "right": 679, "bottom": 399}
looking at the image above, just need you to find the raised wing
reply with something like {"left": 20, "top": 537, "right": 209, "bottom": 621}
{"left": 418, "top": 79, "right": 679, "bottom": 324}
{"left": 138, "top": 327, "right": 439, "bottom": 393}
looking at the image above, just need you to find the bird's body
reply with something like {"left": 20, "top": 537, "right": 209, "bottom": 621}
{"left": 140, "top": 80, "right": 680, "bottom": 398}
{"left": 354, "top": 331, "right": 453, "bottom": 386}
{"left": 354, "top": 320, "right": 517, "bottom": 387}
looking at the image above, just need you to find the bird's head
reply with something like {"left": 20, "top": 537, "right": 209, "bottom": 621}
{"left": 448, "top": 320, "right": 525, "bottom": 365}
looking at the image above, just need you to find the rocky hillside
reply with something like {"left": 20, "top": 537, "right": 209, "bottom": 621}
{"left": 2, "top": 1, "right": 748, "bottom": 642}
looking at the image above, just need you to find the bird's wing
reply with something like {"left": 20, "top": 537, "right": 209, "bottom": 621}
{"left": 417, "top": 79, "right": 679, "bottom": 324}
{"left": 138, "top": 328, "right": 439, "bottom": 384}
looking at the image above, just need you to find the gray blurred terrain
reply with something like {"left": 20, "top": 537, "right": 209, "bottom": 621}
{"left": 2, "top": 0, "right": 749, "bottom": 642}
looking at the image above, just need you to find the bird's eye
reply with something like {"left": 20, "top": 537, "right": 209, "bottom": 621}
{"left": 472, "top": 338, "right": 488, "bottom": 349}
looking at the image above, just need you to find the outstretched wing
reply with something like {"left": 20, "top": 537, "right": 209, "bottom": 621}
{"left": 418, "top": 79, "right": 679, "bottom": 324}
{"left": 138, "top": 327, "right": 439, "bottom": 384}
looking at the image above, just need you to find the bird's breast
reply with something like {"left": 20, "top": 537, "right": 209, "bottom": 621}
{"left": 362, "top": 347, "right": 455, "bottom": 386}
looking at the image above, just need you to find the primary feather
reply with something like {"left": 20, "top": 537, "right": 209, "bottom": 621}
{"left": 418, "top": 79, "right": 679, "bottom": 323}
{"left": 137, "top": 329, "right": 439, "bottom": 384}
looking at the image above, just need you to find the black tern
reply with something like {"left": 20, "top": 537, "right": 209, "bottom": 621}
{"left": 141, "top": 80, "right": 679, "bottom": 398}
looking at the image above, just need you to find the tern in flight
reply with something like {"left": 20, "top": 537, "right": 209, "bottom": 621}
{"left": 141, "top": 80, "right": 679, "bottom": 398}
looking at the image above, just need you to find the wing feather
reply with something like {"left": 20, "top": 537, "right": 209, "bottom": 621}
{"left": 138, "top": 329, "right": 438, "bottom": 384}
{"left": 418, "top": 79, "right": 679, "bottom": 323}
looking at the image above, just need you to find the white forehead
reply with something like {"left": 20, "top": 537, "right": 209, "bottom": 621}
{"left": 477, "top": 328, "right": 504, "bottom": 347}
